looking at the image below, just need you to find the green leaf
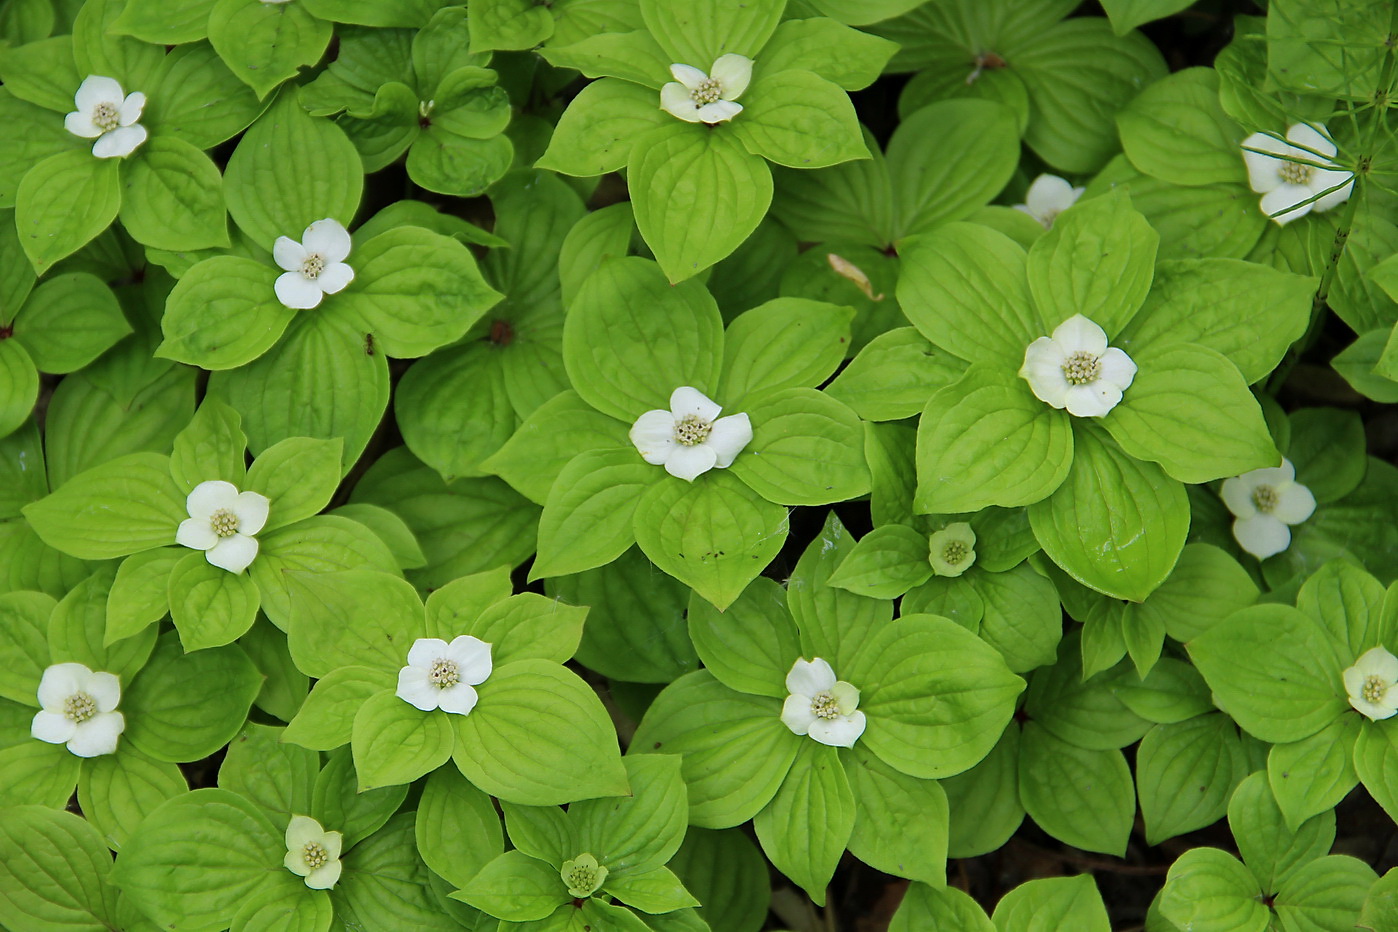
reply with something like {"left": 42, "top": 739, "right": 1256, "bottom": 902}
{"left": 334, "top": 811, "right": 458, "bottom": 931}
{"left": 23, "top": 452, "right": 184, "bottom": 560}
{"left": 1136, "top": 714, "right": 1248, "bottom": 845}
{"left": 48, "top": 567, "right": 157, "bottom": 686}
{"left": 0, "top": 805, "right": 120, "bottom": 931}
{"left": 328, "top": 503, "right": 426, "bottom": 571}
{"left": 761, "top": 17, "right": 898, "bottom": 89}
{"left": 1018, "top": 723, "right": 1134, "bottom": 856}
{"left": 1355, "top": 717, "right": 1398, "bottom": 825}
{"left": 284, "top": 569, "right": 421, "bottom": 677}
{"left": 483, "top": 389, "right": 625, "bottom": 504}
{"left": 752, "top": 741, "right": 854, "bottom": 906}
{"left": 245, "top": 436, "right": 343, "bottom": 532}
{"left": 976, "top": 563, "right": 1063, "bottom": 674}
{"left": 240, "top": 617, "right": 309, "bottom": 724}
{"left": 633, "top": 468, "right": 789, "bottom": 611}
{"left": 1276, "top": 855, "right": 1378, "bottom": 932}
{"left": 217, "top": 722, "right": 317, "bottom": 826}
{"left": 415, "top": 766, "right": 503, "bottom": 889}
{"left": 15, "top": 150, "right": 120, "bottom": 274}
{"left": 845, "top": 744, "right": 948, "bottom": 885}
{"left": 77, "top": 747, "right": 187, "bottom": 851}
{"left": 118, "top": 136, "right": 229, "bottom": 251}
{"left": 605, "top": 865, "right": 699, "bottom": 915}
{"left": 352, "top": 688, "right": 456, "bottom": 790}
{"left": 143, "top": 42, "right": 267, "bottom": 150}
{"left": 283, "top": 665, "right": 386, "bottom": 751}
{"left": 825, "top": 327, "right": 965, "bottom": 422}
{"left": 156, "top": 256, "right": 291, "bottom": 370}
{"left": 0, "top": 36, "right": 82, "bottom": 112}
{"left": 941, "top": 727, "right": 1024, "bottom": 859}
{"left": 121, "top": 634, "right": 263, "bottom": 763}
{"left": 11, "top": 272, "right": 130, "bottom": 374}
{"left": 629, "top": 123, "right": 773, "bottom": 283}
{"left": 0, "top": 340, "right": 37, "bottom": 438}
{"left": 1296, "top": 559, "right": 1386, "bottom": 657}
{"left": 441, "top": 591, "right": 587, "bottom": 669}
{"left": 1029, "top": 427, "right": 1188, "bottom": 602}
{"left": 1104, "top": 343, "right": 1277, "bottom": 484}
{"left": 1026, "top": 189, "right": 1158, "bottom": 336}
{"left": 536, "top": 78, "right": 666, "bottom": 176}
{"left": 897, "top": 224, "right": 1037, "bottom": 366}
{"left": 1160, "top": 847, "right": 1268, "bottom": 932}
{"left": 455, "top": 849, "right": 570, "bottom": 922}
{"left": 1335, "top": 330, "right": 1398, "bottom": 403}
{"left": 827, "top": 525, "right": 932, "bottom": 599}
{"left": 729, "top": 70, "right": 867, "bottom": 169}
{"left": 112, "top": 0, "right": 216, "bottom": 43}
{"left": 669, "top": 828, "right": 770, "bottom": 932}
{"left": 1022, "top": 633, "right": 1152, "bottom": 750}
{"left": 0, "top": 740, "right": 80, "bottom": 808}
{"left": 1101, "top": 0, "right": 1196, "bottom": 34}
{"left": 631, "top": 670, "right": 798, "bottom": 829}
{"left": 573, "top": 754, "right": 689, "bottom": 876}
{"left": 170, "top": 399, "right": 248, "bottom": 492}
{"left": 0, "top": 590, "right": 53, "bottom": 705}
{"left": 209, "top": 0, "right": 332, "bottom": 98}
{"left": 229, "top": 872, "right": 332, "bottom": 932}
{"left": 1230, "top": 769, "right": 1334, "bottom": 892}
{"left": 719, "top": 297, "right": 852, "bottom": 405}
{"left": 337, "top": 226, "right": 503, "bottom": 358}
{"left": 395, "top": 344, "right": 514, "bottom": 482}
{"left": 452, "top": 659, "right": 629, "bottom": 805}
{"left": 890, "top": 883, "right": 993, "bottom": 932}
{"left": 468, "top": 0, "right": 553, "bottom": 51}
{"left": 1136, "top": 543, "right": 1259, "bottom": 644}
{"left": 111, "top": 787, "right": 282, "bottom": 932}
{"left": 105, "top": 549, "right": 181, "bottom": 646}
{"left": 1266, "top": 0, "right": 1387, "bottom": 99}
{"left": 992, "top": 875, "right": 1112, "bottom": 932}
{"left": 1188, "top": 604, "right": 1347, "bottom": 745}
{"left": 72, "top": 0, "right": 164, "bottom": 88}
{"left": 531, "top": 449, "right": 659, "bottom": 579}
{"left": 168, "top": 550, "right": 261, "bottom": 650}
{"left": 1360, "top": 867, "right": 1398, "bottom": 932}
{"left": 224, "top": 90, "right": 362, "bottom": 247}
{"left": 639, "top": 0, "right": 783, "bottom": 64}
{"left": 730, "top": 388, "right": 868, "bottom": 506}
{"left": 1288, "top": 407, "right": 1368, "bottom": 505}
{"left": 1268, "top": 716, "right": 1360, "bottom": 831}
{"left": 1116, "top": 68, "right": 1244, "bottom": 186}
{"left": 915, "top": 364, "right": 1073, "bottom": 514}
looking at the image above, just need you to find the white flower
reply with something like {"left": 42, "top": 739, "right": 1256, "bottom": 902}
{"left": 780, "top": 657, "right": 865, "bottom": 748}
{"left": 174, "top": 480, "right": 270, "bottom": 574}
{"left": 30, "top": 662, "right": 125, "bottom": 757}
{"left": 1019, "top": 314, "right": 1137, "bottom": 418}
{"left": 660, "top": 54, "right": 752, "bottom": 124}
{"left": 273, "top": 219, "right": 355, "bottom": 310}
{"left": 1241, "top": 123, "right": 1354, "bottom": 225}
{"left": 1013, "top": 174, "right": 1084, "bottom": 229}
{"left": 560, "top": 853, "right": 608, "bottom": 898}
{"left": 1343, "top": 647, "right": 1398, "bottom": 721}
{"left": 630, "top": 386, "right": 753, "bottom": 482}
{"left": 283, "top": 815, "right": 343, "bottom": 889}
{"left": 1219, "top": 458, "right": 1316, "bottom": 560}
{"left": 64, "top": 75, "right": 148, "bottom": 159}
{"left": 928, "top": 522, "right": 976, "bottom": 577}
{"left": 396, "top": 635, "right": 492, "bottom": 715}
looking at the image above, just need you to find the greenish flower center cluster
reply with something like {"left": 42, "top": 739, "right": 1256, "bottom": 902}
{"left": 210, "top": 508, "right": 240, "bottom": 538}
{"left": 428, "top": 658, "right": 460, "bottom": 687}
{"left": 1251, "top": 485, "right": 1278, "bottom": 513}
{"left": 1061, "top": 350, "right": 1102, "bottom": 386}
{"left": 92, "top": 101, "right": 120, "bottom": 132}
{"left": 1363, "top": 674, "right": 1386, "bottom": 704}
{"left": 64, "top": 691, "right": 97, "bottom": 724}
{"left": 942, "top": 540, "right": 969, "bottom": 565}
{"left": 302, "top": 841, "right": 328, "bottom": 869}
{"left": 690, "top": 77, "right": 723, "bottom": 105}
{"left": 1278, "top": 160, "right": 1313, "bottom": 185}
{"left": 301, "top": 253, "right": 326, "bottom": 280}
{"left": 810, "top": 692, "right": 840, "bottom": 720}
{"left": 673, "top": 414, "right": 712, "bottom": 446}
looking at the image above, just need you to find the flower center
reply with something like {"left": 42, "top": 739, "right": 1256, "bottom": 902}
{"left": 1363, "top": 674, "right": 1388, "bottom": 705}
{"left": 1251, "top": 485, "right": 1278, "bottom": 513}
{"left": 673, "top": 414, "right": 712, "bottom": 446}
{"left": 92, "top": 101, "right": 120, "bottom": 132}
{"left": 690, "top": 77, "right": 723, "bottom": 105}
{"left": 302, "top": 841, "right": 328, "bottom": 869}
{"left": 1061, "top": 350, "right": 1102, "bottom": 386}
{"left": 1278, "top": 161, "right": 1313, "bottom": 185}
{"left": 300, "top": 253, "right": 326, "bottom": 280}
{"left": 942, "top": 541, "right": 969, "bottom": 565}
{"left": 64, "top": 691, "right": 97, "bottom": 724}
{"left": 210, "top": 508, "right": 240, "bottom": 538}
{"left": 428, "top": 658, "right": 460, "bottom": 688}
{"left": 810, "top": 691, "right": 841, "bottom": 720}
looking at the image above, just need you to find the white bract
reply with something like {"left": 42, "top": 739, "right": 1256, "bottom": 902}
{"left": 1241, "top": 123, "right": 1354, "bottom": 225}
{"left": 30, "top": 662, "right": 125, "bottom": 757}
{"left": 284, "top": 815, "right": 343, "bottom": 889}
{"left": 660, "top": 54, "right": 752, "bottom": 124}
{"left": 1013, "top": 174, "right": 1084, "bottom": 228}
{"left": 630, "top": 386, "right": 753, "bottom": 482}
{"left": 1019, "top": 314, "right": 1137, "bottom": 418}
{"left": 64, "top": 75, "right": 148, "bottom": 158}
{"left": 273, "top": 219, "right": 355, "bottom": 309}
{"left": 928, "top": 522, "right": 976, "bottom": 577}
{"left": 397, "top": 635, "right": 492, "bottom": 715}
{"left": 1343, "top": 647, "right": 1398, "bottom": 721}
{"left": 175, "top": 480, "right": 270, "bottom": 574}
{"left": 1219, "top": 458, "right": 1315, "bottom": 560}
{"left": 780, "top": 657, "right": 865, "bottom": 748}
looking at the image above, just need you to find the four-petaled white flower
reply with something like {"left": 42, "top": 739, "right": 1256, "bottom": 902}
{"left": 283, "top": 815, "right": 343, "bottom": 889}
{"left": 1343, "top": 647, "right": 1398, "bottom": 721}
{"left": 64, "top": 75, "right": 148, "bottom": 159}
{"left": 560, "top": 853, "right": 608, "bottom": 898}
{"left": 1019, "top": 314, "right": 1137, "bottom": 418}
{"left": 175, "top": 480, "right": 271, "bottom": 574}
{"left": 929, "top": 522, "right": 976, "bottom": 578}
{"left": 273, "top": 219, "right": 355, "bottom": 309}
{"left": 780, "top": 657, "right": 865, "bottom": 748}
{"left": 630, "top": 386, "right": 753, "bottom": 482}
{"left": 1219, "top": 458, "right": 1315, "bottom": 560}
{"left": 1013, "top": 174, "right": 1084, "bottom": 229}
{"left": 30, "top": 662, "right": 125, "bottom": 757}
{"left": 660, "top": 54, "right": 752, "bottom": 124}
{"left": 396, "top": 635, "right": 492, "bottom": 715}
{"left": 1241, "top": 123, "right": 1354, "bottom": 225}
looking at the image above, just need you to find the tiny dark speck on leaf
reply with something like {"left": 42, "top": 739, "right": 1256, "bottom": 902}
{"left": 652, "top": 742, "right": 661, "bottom": 749}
